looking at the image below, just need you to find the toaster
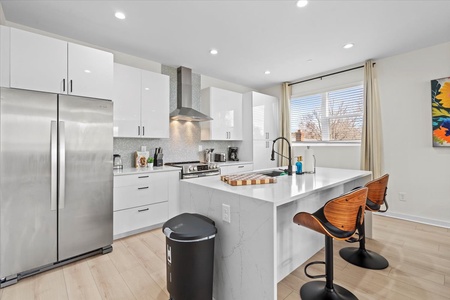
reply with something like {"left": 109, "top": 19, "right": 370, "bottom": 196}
{"left": 214, "top": 153, "right": 226, "bottom": 162}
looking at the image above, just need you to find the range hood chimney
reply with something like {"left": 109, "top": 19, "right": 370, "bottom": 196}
{"left": 170, "top": 66, "right": 212, "bottom": 122}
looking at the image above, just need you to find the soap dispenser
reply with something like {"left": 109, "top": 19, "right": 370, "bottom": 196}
{"left": 296, "top": 156, "right": 303, "bottom": 174}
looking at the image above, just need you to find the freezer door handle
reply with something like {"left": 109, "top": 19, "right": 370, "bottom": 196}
{"left": 59, "top": 121, "right": 66, "bottom": 209}
{"left": 51, "top": 121, "right": 57, "bottom": 211}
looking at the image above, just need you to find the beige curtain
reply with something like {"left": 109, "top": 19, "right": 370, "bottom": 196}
{"left": 279, "top": 82, "right": 292, "bottom": 167}
{"left": 361, "top": 60, "right": 383, "bottom": 179}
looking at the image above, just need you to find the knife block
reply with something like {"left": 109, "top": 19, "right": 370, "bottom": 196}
{"left": 154, "top": 153, "right": 163, "bottom": 167}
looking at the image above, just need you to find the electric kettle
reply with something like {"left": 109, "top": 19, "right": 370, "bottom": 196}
{"left": 113, "top": 154, "right": 123, "bottom": 169}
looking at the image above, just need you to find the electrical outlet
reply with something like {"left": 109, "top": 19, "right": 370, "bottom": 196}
{"left": 198, "top": 145, "right": 203, "bottom": 152}
{"left": 222, "top": 204, "right": 231, "bottom": 223}
{"left": 398, "top": 192, "right": 406, "bottom": 202}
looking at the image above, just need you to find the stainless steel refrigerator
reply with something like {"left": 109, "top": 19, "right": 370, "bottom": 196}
{"left": 0, "top": 87, "right": 113, "bottom": 287}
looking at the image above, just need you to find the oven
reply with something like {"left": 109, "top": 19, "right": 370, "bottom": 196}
{"left": 165, "top": 161, "right": 220, "bottom": 179}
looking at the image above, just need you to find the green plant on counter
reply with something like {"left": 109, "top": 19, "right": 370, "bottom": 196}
{"left": 147, "top": 157, "right": 154, "bottom": 164}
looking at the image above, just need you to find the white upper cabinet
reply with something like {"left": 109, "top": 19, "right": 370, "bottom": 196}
{"left": 200, "top": 87, "right": 243, "bottom": 141}
{"left": 141, "top": 70, "right": 170, "bottom": 139}
{"left": 6, "top": 27, "right": 113, "bottom": 99}
{"left": 113, "top": 63, "right": 170, "bottom": 138}
{"left": 113, "top": 63, "right": 141, "bottom": 137}
{"left": 251, "top": 92, "right": 278, "bottom": 141}
{"left": 10, "top": 27, "right": 67, "bottom": 94}
{"left": 67, "top": 43, "right": 113, "bottom": 99}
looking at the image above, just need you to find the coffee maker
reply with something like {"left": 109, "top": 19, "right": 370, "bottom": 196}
{"left": 228, "top": 147, "right": 239, "bottom": 161}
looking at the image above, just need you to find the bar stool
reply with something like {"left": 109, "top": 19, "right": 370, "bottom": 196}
{"left": 339, "top": 174, "right": 389, "bottom": 270}
{"left": 293, "top": 187, "right": 368, "bottom": 300}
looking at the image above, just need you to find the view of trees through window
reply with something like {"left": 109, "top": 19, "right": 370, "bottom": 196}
{"left": 290, "top": 85, "right": 364, "bottom": 142}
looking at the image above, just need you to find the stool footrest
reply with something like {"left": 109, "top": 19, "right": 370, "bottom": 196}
{"left": 304, "top": 261, "right": 326, "bottom": 279}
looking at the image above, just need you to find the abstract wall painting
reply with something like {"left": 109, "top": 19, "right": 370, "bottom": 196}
{"left": 431, "top": 77, "right": 450, "bottom": 147}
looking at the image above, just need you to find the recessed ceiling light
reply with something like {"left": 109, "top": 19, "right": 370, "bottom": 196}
{"left": 84, "top": 69, "right": 91, "bottom": 73}
{"left": 210, "top": 49, "right": 218, "bottom": 55}
{"left": 115, "top": 12, "right": 126, "bottom": 20}
{"left": 265, "top": 70, "right": 271, "bottom": 75}
{"left": 296, "top": 0, "right": 308, "bottom": 8}
{"left": 343, "top": 43, "right": 354, "bottom": 49}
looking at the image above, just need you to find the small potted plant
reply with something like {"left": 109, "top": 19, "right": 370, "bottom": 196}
{"left": 147, "top": 157, "right": 154, "bottom": 168}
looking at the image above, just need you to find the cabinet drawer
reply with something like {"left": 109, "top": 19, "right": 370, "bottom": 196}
{"left": 220, "top": 164, "right": 253, "bottom": 175}
{"left": 113, "top": 202, "right": 168, "bottom": 236}
{"left": 114, "top": 185, "right": 167, "bottom": 211}
{"left": 114, "top": 173, "right": 153, "bottom": 187}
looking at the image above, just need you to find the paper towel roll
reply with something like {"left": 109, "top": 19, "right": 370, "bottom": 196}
{"left": 304, "top": 146, "right": 314, "bottom": 173}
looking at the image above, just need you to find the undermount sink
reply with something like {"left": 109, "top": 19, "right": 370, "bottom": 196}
{"left": 258, "top": 170, "right": 286, "bottom": 177}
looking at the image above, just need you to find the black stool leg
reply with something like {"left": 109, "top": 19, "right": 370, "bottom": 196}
{"left": 300, "top": 236, "right": 358, "bottom": 300}
{"left": 339, "top": 218, "right": 389, "bottom": 270}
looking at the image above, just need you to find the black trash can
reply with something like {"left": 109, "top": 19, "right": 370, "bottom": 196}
{"left": 163, "top": 213, "right": 217, "bottom": 300}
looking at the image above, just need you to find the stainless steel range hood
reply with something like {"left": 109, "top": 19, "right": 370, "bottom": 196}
{"left": 170, "top": 66, "right": 212, "bottom": 122}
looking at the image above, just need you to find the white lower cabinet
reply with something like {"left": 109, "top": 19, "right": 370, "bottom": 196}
{"left": 113, "top": 170, "right": 179, "bottom": 239}
{"left": 114, "top": 202, "right": 168, "bottom": 238}
{"left": 220, "top": 163, "right": 253, "bottom": 175}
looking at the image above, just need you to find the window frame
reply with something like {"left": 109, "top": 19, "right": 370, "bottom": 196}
{"left": 290, "top": 81, "right": 364, "bottom": 145}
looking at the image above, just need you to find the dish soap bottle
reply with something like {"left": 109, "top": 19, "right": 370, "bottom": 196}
{"left": 296, "top": 156, "right": 303, "bottom": 174}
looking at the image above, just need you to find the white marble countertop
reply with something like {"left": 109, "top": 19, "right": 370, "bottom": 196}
{"left": 113, "top": 166, "right": 181, "bottom": 176}
{"left": 182, "top": 167, "right": 371, "bottom": 206}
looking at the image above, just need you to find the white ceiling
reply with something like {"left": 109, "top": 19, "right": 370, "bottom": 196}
{"left": 1, "top": 0, "right": 450, "bottom": 90}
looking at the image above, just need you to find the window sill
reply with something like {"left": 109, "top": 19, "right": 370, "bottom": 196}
{"left": 291, "top": 142, "right": 361, "bottom": 147}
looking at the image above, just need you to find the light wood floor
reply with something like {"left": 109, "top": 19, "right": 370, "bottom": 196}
{"left": 0, "top": 215, "right": 449, "bottom": 300}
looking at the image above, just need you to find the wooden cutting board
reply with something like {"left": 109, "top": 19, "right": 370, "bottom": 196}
{"left": 221, "top": 173, "right": 277, "bottom": 186}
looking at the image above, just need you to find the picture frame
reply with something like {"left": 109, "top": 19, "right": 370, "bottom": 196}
{"left": 431, "top": 77, "right": 450, "bottom": 147}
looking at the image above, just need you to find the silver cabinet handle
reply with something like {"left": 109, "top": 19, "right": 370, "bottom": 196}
{"left": 138, "top": 186, "right": 149, "bottom": 190}
{"left": 59, "top": 121, "right": 66, "bottom": 209}
{"left": 62, "top": 79, "right": 66, "bottom": 92}
{"left": 138, "top": 175, "right": 149, "bottom": 179}
{"left": 238, "top": 165, "right": 244, "bottom": 168}
{"left": 138, "top": 208, "right": 149, "bottom": 212}
{"left": 51, "top": 121, "right": 57, "bottom": 210}
{"left": 138, "top": 126, "right": 140, "bottom": 136}
{"left": 70, "top": 80, "right": 73, "bottom": 93}
{"left": 143, "top": 126, "right": 145, "bottom": 136}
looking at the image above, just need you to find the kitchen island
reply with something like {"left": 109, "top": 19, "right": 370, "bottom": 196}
{"left": 179, "top": 167, "right": 371, "bottom": 300}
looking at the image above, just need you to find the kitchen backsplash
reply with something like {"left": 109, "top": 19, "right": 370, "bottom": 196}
{"left": 113, "top": 65, "right": 240, "bottom": 168}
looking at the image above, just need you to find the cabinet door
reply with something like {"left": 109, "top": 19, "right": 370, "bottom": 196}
{"left": 264, "top": 95, "right": 279, "bottom": 140}
{"left": 220, "top": 164, "right": 253, "bottom": 175}
{"left": 203, "top": 87, "right": 243, "bottom": 140}
{"left": 10, "top": 27, "right": 67, "bottom": 94}
{"left": 68, "top": 43, "right": 113, "bottom": 100}
{"left": 252, "top": 92, "right": 278, "bottom": 140}
{"left": 141, "top": 70, "right": 170, "bottom": 138}
{"left": 253, "top": 140, "right": 277, "bottom": 170}
{"left": 113, "top": 64, "right": 141, "bottom": 137}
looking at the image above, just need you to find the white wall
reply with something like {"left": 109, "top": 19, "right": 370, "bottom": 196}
{"left": 201, "top": 74, "right": 253, "bottom": 93}
{"left": 376, "top": 41, "right": 450, "bottom": 227}
{"left": 292, "top": 144, "right": 361, "bottom": 170}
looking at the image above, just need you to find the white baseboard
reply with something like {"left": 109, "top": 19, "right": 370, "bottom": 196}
{"left": 379, "top": 211, "right": 450, "bottom": 229}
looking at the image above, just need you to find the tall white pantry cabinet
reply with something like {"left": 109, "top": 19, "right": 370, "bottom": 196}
{"left": 241, "top": 91, "right": 279, "bottom": 170}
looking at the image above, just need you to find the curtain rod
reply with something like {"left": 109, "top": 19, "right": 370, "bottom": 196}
{"left": 288, "top": 64, "right": 372, "bottom": 86}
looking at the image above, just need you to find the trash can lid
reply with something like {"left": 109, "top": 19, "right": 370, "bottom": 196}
{"left": 162, "top": 213, "right": 217, "bottom": 241}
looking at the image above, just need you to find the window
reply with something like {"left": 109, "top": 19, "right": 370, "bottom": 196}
{"left": 290, "top": 85, "right": 363, "bottom": 143}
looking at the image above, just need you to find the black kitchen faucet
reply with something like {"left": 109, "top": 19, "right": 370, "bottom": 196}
{"left": 270, "top": 137, "right": 292, "bottom": 176}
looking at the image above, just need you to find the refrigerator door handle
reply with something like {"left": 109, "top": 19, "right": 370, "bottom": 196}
{"left": 59, "top": 121, "right": 66, "bottom": 209}
{"left": 51, "top": 121, "right": 57, "bottom": 211}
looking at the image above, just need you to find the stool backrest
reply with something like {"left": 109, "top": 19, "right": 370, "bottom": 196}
{"left": 323, "top": 187, "right": 368, "bottom": 232}
{"left": 365, "top": 174, "right": 389, "bottom": 206}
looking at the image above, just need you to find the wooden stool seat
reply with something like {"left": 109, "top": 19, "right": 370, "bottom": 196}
{"left": 293, "top": 187, "right": 368, "bottom": 300}
{"left": 339, "top": 174, "right": 390, "bottom": 270}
